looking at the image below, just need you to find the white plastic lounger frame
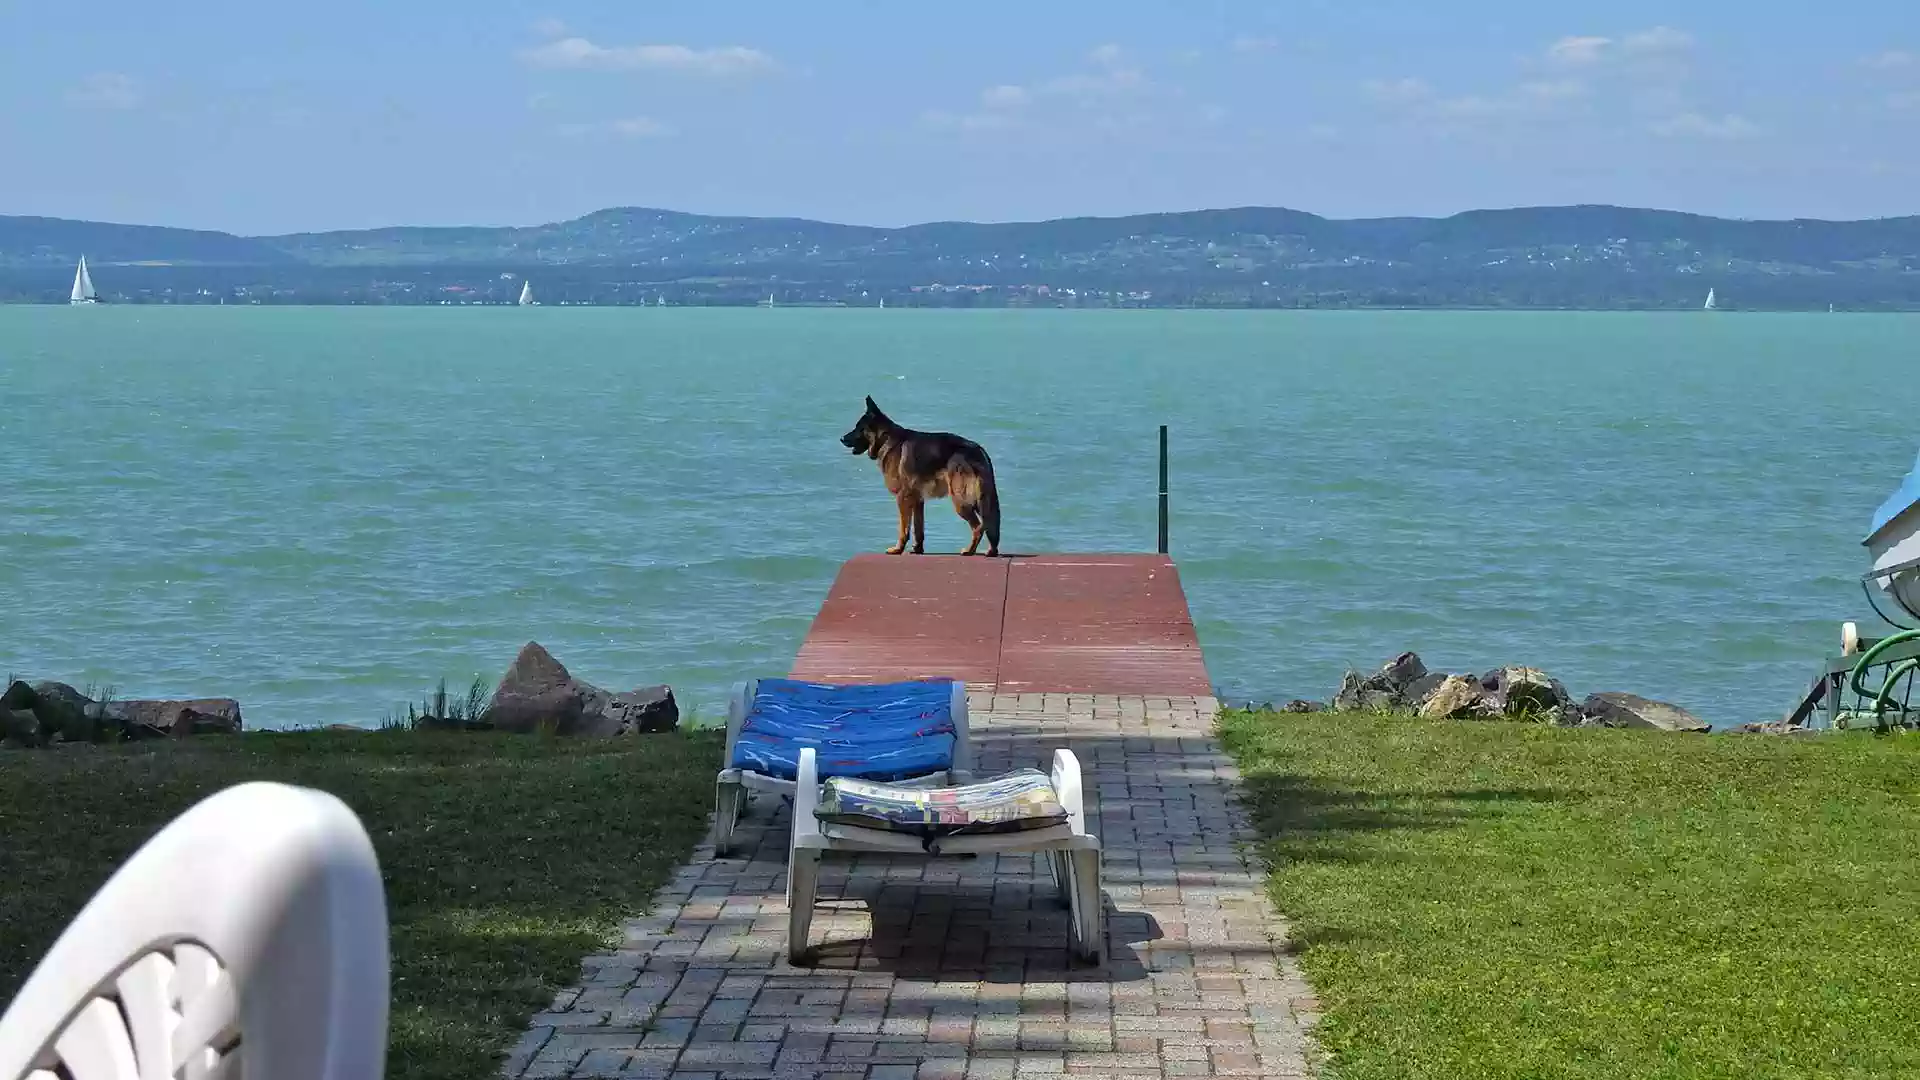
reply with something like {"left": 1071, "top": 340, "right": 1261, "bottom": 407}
{"left": 786, "top": 745, "right": 1104, "bottom": 966}
{"left": 713, "top": 678, "right": 974, "bottom": 856}
{"left": 0, "top": 781, "right": 390, "bottom": 1080}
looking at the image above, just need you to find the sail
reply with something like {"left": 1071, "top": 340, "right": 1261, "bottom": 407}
{"left": 1703, "top": 288, "right": 1716, "bottom": 311}
{"left": 518, "top": 280, "right": 533, "bottom": 306}
{"left": 70, "top": 257, "right": 96, "bottom": 302}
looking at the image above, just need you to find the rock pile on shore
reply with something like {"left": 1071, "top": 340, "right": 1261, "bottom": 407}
{"left": 2, "top": 680, "right": 242, "bottom": 747}
{"left": 4, "top": 641, "right": 679, "bottom": 748}
{"left": 1277, "top": 651, "right": 1713, "bottom": 733}
{"left": 461, "top": 641, "right": 679, "bottom": 736}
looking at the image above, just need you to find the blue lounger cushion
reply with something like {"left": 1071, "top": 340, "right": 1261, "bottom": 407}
{"left": 730, "top": 678, "right": 958, "bottom": 782}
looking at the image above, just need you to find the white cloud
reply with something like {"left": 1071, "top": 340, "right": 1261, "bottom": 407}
{"left": 1546, "top": 35, "right": 1613, "bottom": 66}
{"left": 980, "top": 84, "right": 1029, "bottom": 109}
{"left": 520, "top": 37, "right": 775, "bottom": 76}
{"left": 1362, "top": 77, "right": 1432, "bottom": 104}
{"left": 924, "top": 52, "right": 1158, "bottom": 136}
{"left": 1650, "top": 112, "right": 1759, "bottom": 140}
{"left": 1863, "top": 50, "right": 1917, "bottom": 71}
{"left": 532, "top": 17, "right": 568, "bottom": 39}
{"left": 558, "top": 116, "right": 677, "bottom": 139}
{"left": 1198, "top": 103, "right": 1229, "bottom": 125}
{"left": 1622, "top": 26, "right": 1693, "bottom": 55}
{"left": 1231, "top": 35, "right": 1279, "bottom": 54}
{"left": 1365, "top": 69, "right": 1595, "bottom": 129}
{"left": 1040, "top": 67, "right": 1147, "bottom": 100}
{"left": 67, "top": 72, "right": 140, "bottom": 110}
{"left": 1546, "top": 27, "right": 1691, "bottom": 67}
{"left": 1888, "top": 90, "right": 1920, "bottom": 111}
{"left": 953, "top": 65, "right": 1145, "bottom": 119}
{"left": 1352, "top": 28, "right": 1736, "bottom": 140}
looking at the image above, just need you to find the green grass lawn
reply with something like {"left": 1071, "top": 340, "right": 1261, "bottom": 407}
{"left": 0, "top": 729, "right": 722, "bottom": 1080}
{"left": 1218, "top": 711, "right": 1920, "bottom": 1080}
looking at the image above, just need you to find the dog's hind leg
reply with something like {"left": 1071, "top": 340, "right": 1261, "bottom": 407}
{"left": 911, "top": 499, "right": 927, "bottom": 555}
{"left": 955, "top": 500, "right": 984, "bottom": 556}
{"left": 886, "top": 495, "right": 914, "bottom": 555}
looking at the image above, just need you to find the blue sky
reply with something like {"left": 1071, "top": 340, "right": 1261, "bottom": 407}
{"left": 3, "top": 2, "right": 1917, "bottom": 233}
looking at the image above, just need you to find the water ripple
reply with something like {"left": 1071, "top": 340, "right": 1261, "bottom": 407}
{"left": 0, "top": 307, "right": 1909, "bottom": 728}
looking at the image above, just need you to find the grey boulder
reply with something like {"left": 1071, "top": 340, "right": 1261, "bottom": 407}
{"left": 1580, "top": 692, "right": 1710, "bottom": 733}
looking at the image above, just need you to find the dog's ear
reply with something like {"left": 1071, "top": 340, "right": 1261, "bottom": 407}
{"left": 864, "top": 395, "right": 887, "bottom": 421}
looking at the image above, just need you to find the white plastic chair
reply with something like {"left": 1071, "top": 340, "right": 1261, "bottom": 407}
{"left": 786, "top": 746, "right": 1104, "bottom": 966}
{"left": 714, "top": 678, "right": 974, "bottom": 856}
{"left": 0, "top": 781, "right": 390, "bottom": 1080}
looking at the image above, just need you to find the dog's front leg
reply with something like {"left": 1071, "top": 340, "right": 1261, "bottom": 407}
{"left": 886, "top": 494, "right": 915, "bottom": 555}
{"left": 911, "top": 500, "right": 927, "bottom": 555}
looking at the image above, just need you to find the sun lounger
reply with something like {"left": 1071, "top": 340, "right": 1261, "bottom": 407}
{"left": 786, "top": 745, "right": 1104, "bottom": 966}
{"left": 713, "top": 677, "right": 973, "bottom": 856}
{"left": 0, "top": 782, "right": 390, "bottom": 1080}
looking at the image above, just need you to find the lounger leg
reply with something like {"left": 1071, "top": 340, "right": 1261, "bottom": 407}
{"left": 1047, "top": 851, "right": 1072, "bottom": 908}
{"left": 948, "top": 682, "right": 975, "bottom": 782}
{"left": 1067, "top": 850, "right": 1104, "bottom": 965}
{"left": 787, "top": 848, "right": 821, "bottom": 966}
{"left": 713, "top": 780, "right": 746, "bottom": 857}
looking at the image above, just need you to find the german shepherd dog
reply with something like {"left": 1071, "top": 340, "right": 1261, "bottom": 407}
{"left": 840, "top": 397, "right": 1002, "bottom": 556}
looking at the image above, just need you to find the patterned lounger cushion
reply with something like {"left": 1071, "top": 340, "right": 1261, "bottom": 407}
{"left": 815, "top": 768, "right": 1070, "bottom": 839}
{"left": 729, "top": 677, "right": 958, "bottom": 782}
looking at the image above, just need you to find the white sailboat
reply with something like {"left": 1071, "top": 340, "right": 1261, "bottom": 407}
{"left": 69, "top": 256, "right": 99, "bottom": 305}
{"left": 517, "top": 280, "right": 536, "bottom": 306}
{"left": 761, "top": 292, "right": 776, "bottom": 308}
{"left": 1702, "top": 288, "right": 1717, "bottom": 311}
{"left": 878, "top": 297, "right": 885, "bottom": 309}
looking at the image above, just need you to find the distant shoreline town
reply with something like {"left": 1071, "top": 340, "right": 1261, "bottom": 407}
{"left": 6, "top": 203, "right": 1920, "bottom": 309}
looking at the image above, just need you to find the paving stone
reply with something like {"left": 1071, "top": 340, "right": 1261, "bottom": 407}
{"left": 503, "top": 695, "right": 1320, "bottom": 1079}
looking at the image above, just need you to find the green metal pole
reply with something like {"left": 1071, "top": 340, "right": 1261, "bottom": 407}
{"left": 1157, "top": 425, "right": 1169, "bottom": 554}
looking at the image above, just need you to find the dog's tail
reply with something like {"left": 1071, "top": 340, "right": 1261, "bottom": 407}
{"left": 978, "top": 453, "right": 1002, "bottom": 555}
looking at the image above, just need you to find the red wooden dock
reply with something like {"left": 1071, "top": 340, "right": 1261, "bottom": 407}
{"left": 789, "top": 553, "right": 1213, "bottom": 695}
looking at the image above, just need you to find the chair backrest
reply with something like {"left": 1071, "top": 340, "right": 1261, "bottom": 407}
{"left": 0, "top": 782, "right": 390, "bottom": 1080}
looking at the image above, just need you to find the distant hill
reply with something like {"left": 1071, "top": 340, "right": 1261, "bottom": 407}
{"left": 0, "top": 216, "right": 296, "bottom": 266}
{"left": 5, "top": 204, "right": 1920, "bottom": 308}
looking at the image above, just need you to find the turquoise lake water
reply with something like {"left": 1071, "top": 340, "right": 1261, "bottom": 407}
{"left": 1, "top": 307, "right": 1913, "bottom": 728}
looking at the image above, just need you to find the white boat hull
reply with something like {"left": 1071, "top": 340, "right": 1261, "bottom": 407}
{"left": 1867, "top": 502, "right": 1920, "bottom": 621}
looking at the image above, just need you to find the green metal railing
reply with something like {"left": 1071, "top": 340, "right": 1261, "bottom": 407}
{"left": 1787, "top": 629, "right": 1920, "bottom": 731}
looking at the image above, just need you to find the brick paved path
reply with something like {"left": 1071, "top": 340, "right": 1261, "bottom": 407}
{"left": 505, "top": 694, "right": 1320, "bottom": 1079}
